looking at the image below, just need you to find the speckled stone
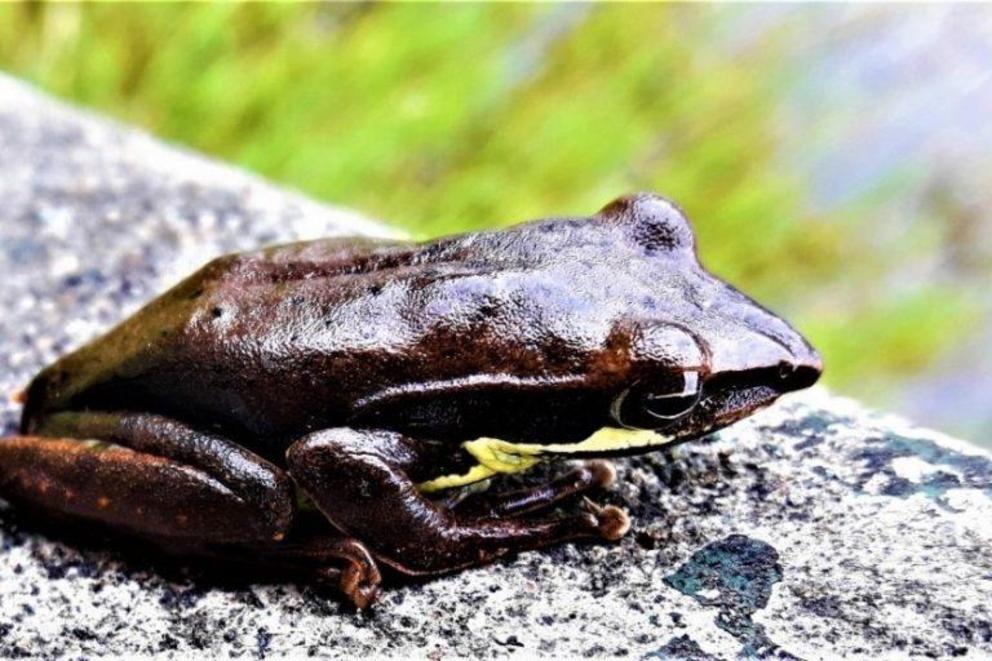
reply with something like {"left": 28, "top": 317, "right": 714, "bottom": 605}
{"left": 1, "top": 76, "right": 990, "bottom": 659}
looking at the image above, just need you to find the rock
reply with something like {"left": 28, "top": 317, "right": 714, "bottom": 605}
{"left": 1, "top": 76, "right": 990, "bottom": 658}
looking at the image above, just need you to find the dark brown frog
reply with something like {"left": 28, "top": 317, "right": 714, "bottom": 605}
{"left": 0, "top": 193, "right": 821, "bottom": 607}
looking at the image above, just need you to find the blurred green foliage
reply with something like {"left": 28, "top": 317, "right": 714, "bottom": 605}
{"left": 0, "top": 3, "right": 979, "bottom": 406}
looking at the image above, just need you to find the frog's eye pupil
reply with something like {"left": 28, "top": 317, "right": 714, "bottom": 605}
{"left": 644, "top": 371, "right": 700, "bottom": 420}
{"left": 644, "top": 392, "right": 698, "bottom": 419}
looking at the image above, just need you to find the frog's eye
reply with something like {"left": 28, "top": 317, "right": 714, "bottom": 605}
{"left": 643, "top": 371, "right": 700, "bottom": 420}
{"left": 598, "top": 193, "right": 695, "bottom": 255}
{"left": 611, "top": 372, "right": 701, "bottom": 430}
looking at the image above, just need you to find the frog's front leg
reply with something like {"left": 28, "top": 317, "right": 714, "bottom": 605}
{"left": 0, "top": 412, "right": 381, "bottom": 607}
{"left": 286, "top": 428, "right": 629, "bottom": 576}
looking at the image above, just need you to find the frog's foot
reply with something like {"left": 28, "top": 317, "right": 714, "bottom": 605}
{"left": 287, "top": 428, "right": 632, "bottom": 577}
{"left": 312, "top": 539, "right": 382, "bottom": 609}
{"left": 204, "top": 534, "right": 383, "bottom": 609}
{"left": 448, "top": 460, "right": 617, "bottom": 518}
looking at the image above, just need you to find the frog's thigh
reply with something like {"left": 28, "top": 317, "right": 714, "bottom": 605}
{"left": 0, "top": 412, "right": 294, "bottom": 545}
{"left": 286, "top": 428, "right": 628, "bottom": 576}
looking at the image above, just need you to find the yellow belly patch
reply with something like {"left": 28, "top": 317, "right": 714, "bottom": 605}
{"left": 418, "top": 427, "right": 673, "bottom": 493}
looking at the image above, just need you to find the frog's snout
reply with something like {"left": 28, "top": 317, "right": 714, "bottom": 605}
{"left": 706, "top": 321, "right": 822, "bottom": 397}
{"left": 768, "top": 313, "right": 824, "bottom": 393}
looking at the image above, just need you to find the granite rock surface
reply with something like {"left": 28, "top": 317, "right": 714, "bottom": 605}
{"left": 1, "top": 76, "right": 990, "bottom": 659}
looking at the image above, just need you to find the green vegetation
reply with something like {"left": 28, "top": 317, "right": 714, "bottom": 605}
{"left": 0, "top": 3, "right": 980, "bottom": 410}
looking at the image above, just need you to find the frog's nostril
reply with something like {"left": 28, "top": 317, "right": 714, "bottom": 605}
{"left": 776, "top": 356, "right": 822, "bottom": 391}
{"left": 777, "top": 361, "right": 792, "bottom": 381}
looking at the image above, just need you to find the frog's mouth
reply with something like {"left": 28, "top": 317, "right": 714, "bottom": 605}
{"left": 417, "top": 380, "right": 785, "bottom": 494}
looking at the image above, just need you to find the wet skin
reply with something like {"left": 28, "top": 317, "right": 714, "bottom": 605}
{"left": 0, "top": 193, "right": 821, "bottom": 607}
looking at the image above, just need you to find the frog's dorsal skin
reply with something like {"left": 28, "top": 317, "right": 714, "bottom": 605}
{"left": 4, "top": 193, "right": 821, "bottom": 608}
{"left": 23, "top": 194, "right": 818, "bottom": 453}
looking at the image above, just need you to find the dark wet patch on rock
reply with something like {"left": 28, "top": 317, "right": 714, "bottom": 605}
{"left": 665, "top": 535, "right": 793, "bottom": 658}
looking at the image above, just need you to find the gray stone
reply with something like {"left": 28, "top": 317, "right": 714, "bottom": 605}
{"left": 1, "top": 76, "right": 990, "bottom": 659}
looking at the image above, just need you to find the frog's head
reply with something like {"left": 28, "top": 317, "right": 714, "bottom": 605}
{"left": 598, "top": 193, "right": 822, "bottom": 442}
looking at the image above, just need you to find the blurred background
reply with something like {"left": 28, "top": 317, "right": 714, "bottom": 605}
{"left": 0, "top": 4, "right": 989, "bottom": 445}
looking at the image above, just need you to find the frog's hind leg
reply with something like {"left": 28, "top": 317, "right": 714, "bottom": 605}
{"left": 0, "top": 411, "right": 295, "bottom": 546}
{"left": 286, "top": 428, "right": 631, "bottom": 577}
{"left": 445, "top": 460, "right": 617, "bottom": 518}
{"left": 0, "top": 412, "right": 386, "bottom": 608}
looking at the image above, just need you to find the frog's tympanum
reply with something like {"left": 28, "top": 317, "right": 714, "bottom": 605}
{"left": 0, "top": 194, "right": 820, "bottom": 607}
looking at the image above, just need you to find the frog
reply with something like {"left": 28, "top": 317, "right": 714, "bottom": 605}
{"left": 0, "top": 193, "right": 821, "bottom": 608}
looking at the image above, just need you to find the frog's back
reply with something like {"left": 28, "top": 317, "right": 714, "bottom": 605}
{"left": 22, "top": 220, "right": 627, "bottom": 451}
{"left": 22, "top": 237, "right": 418, "bottom": 439}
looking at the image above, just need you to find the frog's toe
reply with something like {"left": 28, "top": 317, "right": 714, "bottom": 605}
{"left": 580, "top": 497, "right": 631, "bottom": 541}
{"left": 600, "top": 505, "right": 631, "bottom": 540}
{"left": 316, "top": 556, "right": 381, "bottom": 609}
{"left": 339, "top": 562, "right": 381, "bottom": 610}
{"left": 301, "top": 537, "right": 382, "bottom": 609}
{"left": 584, "top": 459, "right": 617, "bottom": 489}
{"left": 332, "top": 541, "right": 383, "bottom": 610}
